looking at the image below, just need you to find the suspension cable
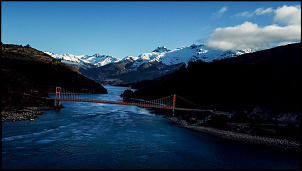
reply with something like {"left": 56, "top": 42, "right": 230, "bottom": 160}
{"left": 176, "top": 95, "right": 204, "bottom": 109}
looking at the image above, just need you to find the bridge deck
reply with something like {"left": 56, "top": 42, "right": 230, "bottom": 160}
{"left": 56, "top": 98, "right": 232, "bottom": 116}
{"left": 57, "top": 98, "right": 173, "bottom": 110}
{"left": 54, "top": 87, "right": 233, "bottom": 116}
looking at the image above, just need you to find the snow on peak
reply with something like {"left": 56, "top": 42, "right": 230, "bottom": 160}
{"left": 43, "top": 52, "right": 85, "bottom": 63}
{"left": 81, "top": 54, "right": 121, "bottom": 67}
{"left": 44, "top": 43, "right": 255, "bottom": 71}
{"left": 44, "top": 51, "right": 121, "bottom": 68}
{"left": 124, "top": 56, "right": 140, "bottom": 61}
{"left": 121, "top": 44, "right": 255, "bottom": 70}
{"left": 152, "top": 46, "right": 170, "bottom": 52}
{"left": 93, "top": 53, "right": 100, "bottom": 57}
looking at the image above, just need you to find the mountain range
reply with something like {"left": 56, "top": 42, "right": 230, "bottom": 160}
{"left": 44, "top": 44, "right": 255, "bottom": 85}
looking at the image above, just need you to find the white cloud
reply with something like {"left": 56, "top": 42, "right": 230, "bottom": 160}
{"left": 274, "top": 5, "right": 301, "bottom": 25}
{"left": 254, "top": 7, "right": 273, "bottom": 15}
{"left": 218, "top": 6, "right": 228, "bottom": 14}
{"left": 234, "top": 11, "right": 251, "bottom": 18}
{"left": 233, "top": 7, "right": 273, "bottom": 18}
{"left": 208, "top": 21, "right": 301, "bottom": 50}
{"left": 212, "top": 6, "right": 228, "bottom": 18}
{"left": 207, "top": 5, "right": 301, "bottom": 50}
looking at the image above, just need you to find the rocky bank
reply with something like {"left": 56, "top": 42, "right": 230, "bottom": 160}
{"left": 166, "top": 116, "right": 300, "bottom": 155}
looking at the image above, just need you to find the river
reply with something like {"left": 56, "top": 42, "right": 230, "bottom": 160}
{"left": 2, "top": 86, "right": 300, "bottom": 169}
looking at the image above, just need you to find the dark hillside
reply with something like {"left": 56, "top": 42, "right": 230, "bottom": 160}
{"left": 135, "top": 43, "right": 300, "bottom": 113}
{"left": 2, "top": 43, "right": 107, "bottom": 112}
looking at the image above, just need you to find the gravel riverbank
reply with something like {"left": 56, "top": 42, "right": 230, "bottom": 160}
{"left": 166, "top": 116, "right": 300, "bottom": 155}
{"left": 1, "top": 107, "right": 52, "bottom": 122}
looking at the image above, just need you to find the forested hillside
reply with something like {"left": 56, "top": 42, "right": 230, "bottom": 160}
{"left": 2, "top": 43, "right": 107, "bottom": 112}
{"left": 134, "top": 43, "right": 300, "bottom": 113}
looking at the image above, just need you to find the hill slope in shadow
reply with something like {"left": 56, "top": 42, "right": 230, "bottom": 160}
{"left": 134, "top": 43, "right": 300, "bottom": 113}
{"left": 2, "top": 43, "right": 107, "bottom": 111}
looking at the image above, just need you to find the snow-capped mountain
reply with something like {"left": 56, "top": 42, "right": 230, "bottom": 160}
{"left": 45, "top": 44, "right": 254, "bottom": 70}
{"left": 81, "top": 54, "right": 122, "bottom": 67}
{"left": 120, "top": 44, "right": 254, "bottom": 71}
{"left": 45, "top": 44, "right": 255, "bottom": 85}
{"left": 43, "top": 51, "right": 121, "bottom": 69}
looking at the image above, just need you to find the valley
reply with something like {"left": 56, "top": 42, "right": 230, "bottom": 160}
{"left": 2, "top": 42, "right": 300, "bottom": 153}
{"left": 2, "top": 1, "right": 300, "bottom": 169}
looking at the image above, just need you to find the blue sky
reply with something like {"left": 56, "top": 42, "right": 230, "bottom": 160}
{"left": 1, "top": 1, "right": 301, "bottom": 59}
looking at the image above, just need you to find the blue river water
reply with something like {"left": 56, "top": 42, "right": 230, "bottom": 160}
{"left": 2, "top": 86, "right": 300, "bottom": 169}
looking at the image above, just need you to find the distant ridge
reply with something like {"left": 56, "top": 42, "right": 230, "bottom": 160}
{"left": 45, "top": 44, "right": 255, "bottom": 85}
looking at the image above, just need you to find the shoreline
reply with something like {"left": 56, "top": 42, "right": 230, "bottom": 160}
{"left": 166, "top": 116, "right": 300, "bottom": 155}
{"left": 2, "top": 106, "right": 300, "bottom": 155}
{"left": 1, "top": 107, "right": 53, "bottom": 122}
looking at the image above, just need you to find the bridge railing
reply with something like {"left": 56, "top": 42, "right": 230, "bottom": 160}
{"left": 54, "top": 87, "right": 214, "bottom": 113}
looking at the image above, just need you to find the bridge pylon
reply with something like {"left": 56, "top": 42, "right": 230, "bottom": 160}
{"left": 172, "top": 94, "right": 176, "bottom": 116}
{"left": 54, "top": 87, "right": 63, "bottom": 109}
{"left": 55, "top": 87, "right": 61, "bottom": 100}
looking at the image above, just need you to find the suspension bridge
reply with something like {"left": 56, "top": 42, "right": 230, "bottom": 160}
{"left": 53, "top": 87, "right": 227, "bottom": 116}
